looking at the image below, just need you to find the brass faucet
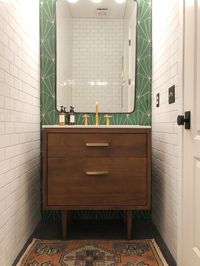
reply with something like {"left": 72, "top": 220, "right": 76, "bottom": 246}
{"left": 104, "top": 114, "right": 112, "bottom": 126}
{"left": 82, "top": 114, "right": 90, "bottom": 125}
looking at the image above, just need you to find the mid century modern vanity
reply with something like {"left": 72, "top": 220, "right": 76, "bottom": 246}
{"left": 42, "top": 126, "right": 151, "bottom": 240}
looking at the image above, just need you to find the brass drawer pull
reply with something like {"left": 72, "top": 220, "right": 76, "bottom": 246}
{"left": 86, "top": 171, "right": 109, "bottom": 176}
{"left": 86, "top": 143, "right": 110, "bottom": 147}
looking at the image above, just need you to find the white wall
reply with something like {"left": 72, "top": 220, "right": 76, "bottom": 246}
{"left": 56, "top": 0, "right": 72, "bottom": 110}
{"left": 72, "top": 18, "right": 123, "bottom": 113}
{"left": 0, "top": 0, "right": 40, "bottom": 265}
{"left": 152, "top": 0, "right": 181, "bottom": 260}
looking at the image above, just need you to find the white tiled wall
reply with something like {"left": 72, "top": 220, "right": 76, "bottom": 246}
{"left": 72, "top": 18, "right": 123, "bottom": 113}
{"left": 152, "top": 0, "right": 181, "bottom": 260}
{"left": 0, "top": 1, "right": 40, "bottom": 265}
{"left": 56, "top": 0, "right": 72, "bottom": 110}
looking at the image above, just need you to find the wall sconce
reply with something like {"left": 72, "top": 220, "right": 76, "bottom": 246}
{"left": 91, "top": 0, "right": 102, "bottom": 3}
{"left": 67, "top": 0, "right": 126, "bottom": 4}
{"left": 67, "top": 0, "right": 80, "bottom": 3}
{"left": 114, "top": 0, "right": 126, "bottom": 3}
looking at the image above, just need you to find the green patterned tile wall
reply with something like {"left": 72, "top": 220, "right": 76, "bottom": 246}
{"left": 40, "top": 0, "right": 152, "bottom": 220}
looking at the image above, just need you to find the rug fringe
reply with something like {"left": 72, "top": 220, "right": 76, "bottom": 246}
{"left": 151, "top": 239, "right": 169, "bottom": 266}
{"left": 16, "top": 238, "right": 37, "bottom": 266}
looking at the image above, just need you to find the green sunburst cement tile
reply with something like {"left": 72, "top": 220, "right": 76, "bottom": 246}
{"left": 138, "top": 19, "right": 152, "bottom": 41}
{"left": 139, "top": 112, "right": 151, "bottom": 125}
{"left": 137, "top": 57, "right": 151, "bottom": 78}
{"left": 42, "top": 41, "right": 55, "bottom": 59}
{"left": 137, "top": 39, "right": 151, "bottom": 59}
{"left": 137, "top": 74, "right": 151, "bottom": 95}
{"left": 40, "top": 0, "right": 152, "bottom": 218}
{"left": 41, "top": 76, "right": 55, "bottom": 95}
{"left": 41, "top": 64, "right": 54, "bottom": 79}
{"left": 41, "top": 21, "right": 55, "bottom": 40}
{"left": 138, "top": 94, "right": 151, "bottom": 113}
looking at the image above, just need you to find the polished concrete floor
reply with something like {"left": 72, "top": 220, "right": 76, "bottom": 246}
{"left": 13, "top": 218, "right": 176, "bottom": 266}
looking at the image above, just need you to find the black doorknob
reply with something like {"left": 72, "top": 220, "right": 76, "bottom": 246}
{"left": 177, "top": 115, "right": 185, "bottom": 125}
{"left": 177, "top": 111, "right": 191, "bottom": 129}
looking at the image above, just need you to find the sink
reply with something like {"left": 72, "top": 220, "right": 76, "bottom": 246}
{"left": 42, "top": 125, "right": 151, "bottom": 129}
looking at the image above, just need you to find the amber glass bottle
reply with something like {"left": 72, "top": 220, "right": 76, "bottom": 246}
{"left": 59, "top": 106, "right": 66, "bottom": 125}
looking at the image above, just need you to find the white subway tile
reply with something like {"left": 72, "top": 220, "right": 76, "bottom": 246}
{"left": 0, "top": 69, "right": 5, "bottom": 82}
{"left": 0, "top": 2, "right": 40, "bottom": 264}
{"left": 8, "top": 38, "right": 18, "bottom": 55}
{"left": 4, "top": 46, "right": 15, "bottom": 63}
{"left": 0, "top": 96, "right": 4, "bottom": 109}
{"left": 0, "top": 109, "right": 10, "bottom": 122}
{"left": 0, "top": 135, "right": 10, "bottom": 148}
{"left": 0, "top": 149, "right": 5, "bottom": 162}
{"left": 5, "top": 122, "right": 15, "bottom": 134}
{"left": 0, "top": 55, "right": 9, "bottom": 72}
{"left": 3, "top": 21, "right": 14, "bottom": 40}
{"left": 9, "top": 63, "right": 19, "bottom": 78}
{"left": 0, "top": 29, "right": 9, "bottom": 46}
{"left": 152, "top": 0, "right": 180, "bottom": 260}
{"left": 5, "top": 72, "right": 15, "bottom": 87}
{"left": 0, "top": 184, "right": 10, "bottom": 202}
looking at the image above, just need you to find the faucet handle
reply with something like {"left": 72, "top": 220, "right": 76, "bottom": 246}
{"left": 104, "top": 115, "right": 112, "bottom": 126}
{"left": 82, "top": 114, "right": 90, "bottom": 125}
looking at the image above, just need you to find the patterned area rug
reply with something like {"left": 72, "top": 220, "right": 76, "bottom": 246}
{"left": 17, "top": 239, "right": 168, "bottom": 266}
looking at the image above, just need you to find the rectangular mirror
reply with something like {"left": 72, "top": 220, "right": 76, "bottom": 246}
{"left": 56, "top": 0, "right": 137, "bottom": 113}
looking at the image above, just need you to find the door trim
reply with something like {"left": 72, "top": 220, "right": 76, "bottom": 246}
{"left": 177, "top": 0, "right": 184, "bottom": 264}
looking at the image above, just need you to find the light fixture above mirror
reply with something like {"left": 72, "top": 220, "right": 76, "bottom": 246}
{"left": 114, "top": 0, "right": 126, "bottom": 3}
{"left": 67, "top": 0, "right": 127, "bottom": 4}
{"left": 91, "top": 0, "right": 102, "bottom": 3}
{"left": 67, "top": 0, "right": 79, "bottom": 3}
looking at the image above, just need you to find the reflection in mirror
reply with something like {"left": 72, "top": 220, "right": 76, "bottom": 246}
{"left": 56, "top": 0, "right": 137, "bottom": 113}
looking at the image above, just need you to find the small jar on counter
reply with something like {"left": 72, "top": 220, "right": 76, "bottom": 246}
{"left": 69, "top": 106, "right": 75, "bottom": 125}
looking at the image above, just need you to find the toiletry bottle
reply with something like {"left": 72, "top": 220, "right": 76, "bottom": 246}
{"left": 69, "top": 106, "right": 75, "bottom": 125}
{"left": 59, "top": 106, "right": 66, "bottom": 126}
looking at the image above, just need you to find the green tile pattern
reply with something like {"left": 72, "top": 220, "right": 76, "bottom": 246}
{"left": 40, "top": 0, "right": 152, "bottom": 220}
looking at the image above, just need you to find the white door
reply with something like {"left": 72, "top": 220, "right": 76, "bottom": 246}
{"left": 181, "top": 0, "right": 200, "bottom": 265}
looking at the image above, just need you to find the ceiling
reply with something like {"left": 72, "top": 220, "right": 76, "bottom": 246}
{"left": 66, "top": 0, "right": 128, "bottom": 19}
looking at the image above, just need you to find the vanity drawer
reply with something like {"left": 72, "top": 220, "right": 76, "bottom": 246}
{"left": 47, "top": 157, "right": 147, "bottom": 206}
{"left": 47, "top": 133, "right": 147, "bottom": 158}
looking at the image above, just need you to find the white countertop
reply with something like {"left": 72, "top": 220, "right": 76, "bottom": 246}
{"left": 42, "top": 125, "right": 151, "bottom": 129}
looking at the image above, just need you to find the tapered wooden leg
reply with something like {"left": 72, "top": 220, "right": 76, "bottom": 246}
{"left": 127, "top": 210, "right": 133, "bottom": 240}
{"left": 61, "top": 211, "right": 68, "bottom": 240}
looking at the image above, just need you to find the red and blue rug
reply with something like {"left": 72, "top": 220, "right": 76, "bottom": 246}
{"left": 17, "top": 239, "right": 168, "bottom": 266}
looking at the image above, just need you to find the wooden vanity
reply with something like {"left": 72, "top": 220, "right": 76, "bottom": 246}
{"left": 42, "top": 126, "right": 151, "bottom": 239}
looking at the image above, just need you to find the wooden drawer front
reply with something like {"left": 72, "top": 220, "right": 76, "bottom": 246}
{"left": 47, "top": 133, "right": 147, "bottom": 158}
{"left": 47, "top": 157, "right": 147, "bottom": 206}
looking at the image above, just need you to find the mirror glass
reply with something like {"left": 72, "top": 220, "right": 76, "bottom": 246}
{"left": 56, "top": 0, "right": 137, "bottom": 113}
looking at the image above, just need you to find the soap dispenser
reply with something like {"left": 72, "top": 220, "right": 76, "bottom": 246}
{"left": 69, "top": 106, "right": 75, "bottom": 125}
{"left": 59, "top": 106, "right": 66, "bottom": 126}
